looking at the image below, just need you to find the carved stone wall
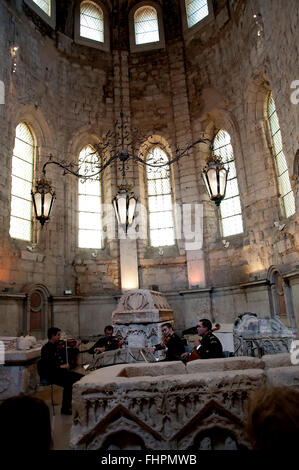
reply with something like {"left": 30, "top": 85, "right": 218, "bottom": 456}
{"left": 70, "top": 354, "right": 299, "bottom": 450}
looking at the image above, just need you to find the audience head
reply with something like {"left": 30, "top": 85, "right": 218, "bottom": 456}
{"left": 247, "top": 384, "right": 299, "bottom": 450}
{"left": 0, "top": 394, "right": 52, "bottom": 452}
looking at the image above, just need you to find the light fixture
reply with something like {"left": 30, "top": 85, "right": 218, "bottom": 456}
{"left": 202, "top": 153, "right": 229, "bottom": 206}
{"left": 11, "top": 45, "right": 19, "bottom": 73}
{"left": 112, "top": 184, "right": 138, "bottom": 234}
{"left": 31, "top": 176, "right": 55, "bottom": 226}
{"left": 31, "top": 120, "right": 228, "bottom": 231}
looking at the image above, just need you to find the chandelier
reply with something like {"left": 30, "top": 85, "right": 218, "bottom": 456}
{"left": 31, "top": 114, "right": 228, "bottom": 232}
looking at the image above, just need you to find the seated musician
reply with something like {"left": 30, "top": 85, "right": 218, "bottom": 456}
{"left": 181, "top": 318, "right": 223, "bottom": 362}
{"left": 87, "top": 325, "right": 124, "bottom": 355}
{"left": 38, "top": 327, "right": 84, "bottom": 415}
{"left": 152, "top": 323, "right": 185, "bottom": 361}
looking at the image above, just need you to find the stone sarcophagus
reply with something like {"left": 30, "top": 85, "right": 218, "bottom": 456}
{"left": 233, "top": 313, "right": 295, "bottom": 357}
{"left": 111, "top": 289, "right": 174, "bottom": 348}
{"left": 70, "top": 354, "right": 299, "bottom": 450}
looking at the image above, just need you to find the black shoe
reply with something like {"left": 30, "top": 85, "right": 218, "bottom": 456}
{"left": 61, "top": 407, "right": 72, "bottom": 415}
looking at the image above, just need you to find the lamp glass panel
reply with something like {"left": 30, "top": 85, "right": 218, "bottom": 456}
{"left": 128, "top": 196, "right": 137, "bottom": 225}
{"left": 33, "top": 193, "right": 42, "bottom": 217}
{"left": 43, "top": 192, "right": 54, "bottom": 217}
{"left": 218, "top": 168, "right": 228, "bottom": 196}
{"left": 116, "top": 194, "right": 127, "bottom": 225}
{"left": 202, "top": 172, "right": 212, "bottom": 197}
{"left": 206, "top": 168, "right": 218, "bottom": 196}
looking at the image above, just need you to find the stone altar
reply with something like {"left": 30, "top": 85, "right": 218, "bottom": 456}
{"left": 112, "top": 289, "right": 174, "bottom": 349}
{"left": 70, "top": 353, "right": 299, "bottom": 450}
{"left": 233, "top": 313, "right": 295, "bottom": 356}
{"left": 0, "top": 337, "right": 42, "bottom": 401}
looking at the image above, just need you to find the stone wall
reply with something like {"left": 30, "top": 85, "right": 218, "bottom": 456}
{"left": 0, "top": 0, "right": 298, "bottom": 338}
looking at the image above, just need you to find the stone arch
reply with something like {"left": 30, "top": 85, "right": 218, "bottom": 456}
{"left": 21, "top": 283, "right": 51, "bottom": 339}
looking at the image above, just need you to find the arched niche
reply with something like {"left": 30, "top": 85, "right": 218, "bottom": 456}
{"left": 21, "top": 284, "right": 51, "bottom": 339}
{"left": 267, "top": 266, "right": 297, "bottom": 334}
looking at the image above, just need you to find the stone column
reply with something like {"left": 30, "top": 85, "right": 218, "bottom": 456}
{"left": 113, "top": 49, "right": 139, "bottom": 291}
{"left": 168, "top": 43, "right": 206, "bottom": 287}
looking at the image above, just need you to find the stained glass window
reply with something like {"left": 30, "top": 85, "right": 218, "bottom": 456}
{"left": 134, "top": 6, "right": 159, "bottom": 45}
{"left": 213, "top": 130, "right": 243, "bottom": 237}
{"left": 32, "top": 0, "right": 51, "bottom": 16}
{"left": 185, "top": 0, "right": 209, "bottom": 28}
{"left": 147, "top": 147, "right": 175, "bottom": 247}
{"left": 10, "top": 123, "right": 34, "bottom": 241}
{"left": 80, "top": 1, "right": 104, "bottom": 43}
{"left": 267, "top": 92, "right": 295, "bottom": 218}
{"left": 78, "top": 145, "right": 102, "bottom": 248}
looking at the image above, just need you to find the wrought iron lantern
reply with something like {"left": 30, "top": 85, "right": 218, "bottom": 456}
{"left": 112, "top": 184, "right": 138, "bottom": 233}
{"left": 202, "top": 154, "right": 229, "bottom": 206}
{"left": 31, "top": 177, "right": 55, "bottom": 226}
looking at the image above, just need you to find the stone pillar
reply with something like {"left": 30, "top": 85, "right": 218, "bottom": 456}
{"left": 119, "top": 239, "right": 139, "bottom": 291}
{"left": 168, "top": 43, "right": 206, "bottom": 287}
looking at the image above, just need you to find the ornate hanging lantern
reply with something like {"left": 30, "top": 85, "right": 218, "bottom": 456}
{"left": 31, "top": 177, "right": 55, "bottom": 226}
{"left": 112, "top": 184, "right": 138, "bottom": 233}
{"left": 202, "top": 154, "right": 229, "bottom": 206}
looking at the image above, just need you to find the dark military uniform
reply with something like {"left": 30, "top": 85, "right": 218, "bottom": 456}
{"left": 154, "top": 333, "right": 186, "bottom": 361}
{"left": 194, "top": 331, "right": 223, "bottom": 359}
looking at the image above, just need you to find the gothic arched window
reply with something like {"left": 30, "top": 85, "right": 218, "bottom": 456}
{"left": 185, "top": 0, "right": 209, "bottom": 28}
{"left": 32, "top": 0, "right": 51, "bottom": 16}
{"left": 267, "top": 92, "right": 295, "bottom": 218}
{"left": 80, "top": 1, "right": 104, "bottom": 43}
{"left": 213, "top": 130, "right": 243, "bottom": 237}
{"left": 134, "top": 6, "right": 159, "bottom": 45}
{"left": 24, "top": 0, "right": 56, "bottom": 27}
{"left": 78, "top": 145, "right": 102, "bottom": 249}
{"left": 10, "top": 123, "right": 35, "bottom": 241}
{"left": 146, "top": 147, "right": 175, "bottom": 247}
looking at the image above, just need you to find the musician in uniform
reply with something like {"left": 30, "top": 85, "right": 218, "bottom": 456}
{"left": 152, "top": 323, "right": 185, "bottom": 361}
{"left": 182, "top": 318, "right": 223, "bottom": 362}
{"left": 38, "top": 327, "right": 84, "bottom": 415}
{"left": 87, "top": 325, "right": 124, "bottom": 355}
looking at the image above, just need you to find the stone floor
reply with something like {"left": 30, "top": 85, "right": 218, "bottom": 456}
{"left": 33, "top": 384, "right": 73, "bottom": 450}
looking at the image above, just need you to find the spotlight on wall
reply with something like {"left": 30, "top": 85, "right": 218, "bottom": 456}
{"left": 11, "top": 45, "right": 19, "bottom": 73}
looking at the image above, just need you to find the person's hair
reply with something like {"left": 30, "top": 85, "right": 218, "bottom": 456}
{"left": 104, "top": 325, "right": 113, "bottom": 333}
{"left": 246, "top": 385, "right": 299, "bottom": 450}
{"left": 47, "top": 327, "right": 61, "bottom": 340}
{"left": 199, "top": 319, "right": 212, "bottom": 331}
{"left": 0, "top": 395, "right": 52, "bottom": 451}
{"left": 162, "top": 323, "right": 173, "bottom": 330}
